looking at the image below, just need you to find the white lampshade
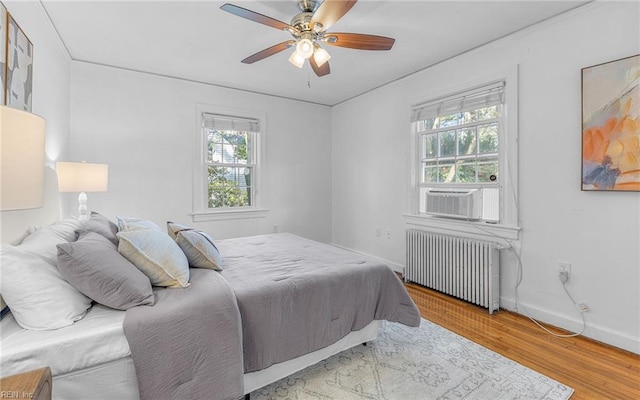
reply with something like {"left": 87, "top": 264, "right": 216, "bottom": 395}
{"left": 288, "top": 51, "right": 305, "bottom": 68}
{"left": 296, "top": 38, "right": 314, "bottom": 59}
{"left": 313, "top": 46, "right": 331, "bottom": 67}
{"left": 56, "top": 161, "right": 108, "bottom": 222}
{"left": 0, "top": 106, "right": 46, "bottom": 211}
{"left": 56, "top": 161, "right": 109, "bottom": 192}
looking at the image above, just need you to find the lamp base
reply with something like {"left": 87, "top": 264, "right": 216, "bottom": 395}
{"left": 78, "top": 192, "right": 89, "bottom": 222}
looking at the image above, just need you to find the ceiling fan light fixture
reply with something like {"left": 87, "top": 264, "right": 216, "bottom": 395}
{"left": 221, "top": 1, "right": 396, "bottom": 78}
{"left": 288, "top": 51, "right": 305, "bottom": 68}
{"left": 313, "top": 45, "right": 331, "bottom": 67}
{"left": 296, "top": 38, "right": 314, "bottom": 59}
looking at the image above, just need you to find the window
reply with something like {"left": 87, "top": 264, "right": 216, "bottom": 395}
{"left": 204, "top": 114, "right": 257, "bottom": 208}
{"left": 192, "top": 106, "right": 266, "bottom": 221}
{"left": 418, "top": 100, "right": 500, "bottom": 185}
{"left": 409, "top": 79, "right": 518, "bottom": 236}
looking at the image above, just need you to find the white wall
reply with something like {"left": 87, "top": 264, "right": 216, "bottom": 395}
{"left": 331, "top": 1, "right": 640, "bottom": 353}
{"left": 69, "top": 62, "right": 333, "bottom": 243}
{"left": 0, "top": 1, "right": 71, "bottom": 243}
{"left": 6, "top": 0, "right": 637, "bottom": 354}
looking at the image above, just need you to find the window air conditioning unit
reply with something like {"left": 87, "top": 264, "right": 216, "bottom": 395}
{"left": 425, "top": 189, "right": 483, "bottom": 220}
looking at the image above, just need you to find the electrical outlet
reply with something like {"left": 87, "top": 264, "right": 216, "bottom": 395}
{"left": 558, "top": 270, "right": 569, "bottom": 283}
{"left": 558, "top": 262, "right": 572, "bottom": 275}
{"left": 376, "top": 227, "right": 381, "bottom": 237}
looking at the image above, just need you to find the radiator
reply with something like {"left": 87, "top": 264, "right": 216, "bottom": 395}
{"left": 405, "top": 229, "right": 500, "bottom": 314}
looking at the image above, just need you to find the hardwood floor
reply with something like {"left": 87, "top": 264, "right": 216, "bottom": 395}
{"left": 405, "top": 283, "right": 640, "bottom": 400}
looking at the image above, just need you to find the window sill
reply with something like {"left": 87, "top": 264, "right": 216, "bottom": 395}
{"left": 403, "top": 214, "right": 520, "bottom": 243}
{"left": 191, "top": 208, "right": 268, "bottom": 222}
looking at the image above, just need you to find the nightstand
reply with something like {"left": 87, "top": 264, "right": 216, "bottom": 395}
{"left": 0, "top": 367, "right": 52, "bottom": 400}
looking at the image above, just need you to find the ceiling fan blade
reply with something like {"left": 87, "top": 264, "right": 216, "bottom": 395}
{"left": 310, "top": 0, "right": 357, "bottom": 31}
{"left": 323, "top": 33, "right": 395, "bottom": 50}
{"left": 309, "top": 57, "right": 330, "bottom": 77}
{"left": 220, "top": 3, "right": 292, "bottom": 31}
{"left": 241, "top": 41, "right": 296, "bottom": 64}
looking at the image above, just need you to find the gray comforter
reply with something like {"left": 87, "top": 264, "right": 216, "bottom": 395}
{"left": 124, "top": 233, "right": 420, "bottom": 400}
{"left": 217, "top": 233, "right": 421, "bottom": 372}
{"left": 123, "top": 268, "right": 244, "bottom": 400}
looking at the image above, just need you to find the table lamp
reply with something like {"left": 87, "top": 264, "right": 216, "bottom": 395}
{"left": 56, "top": 161, "right": 108, "bottom": 222}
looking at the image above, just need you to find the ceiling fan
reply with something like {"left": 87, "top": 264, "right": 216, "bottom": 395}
{"left": 220, "top": 0, "right": 395, "bottom": 77}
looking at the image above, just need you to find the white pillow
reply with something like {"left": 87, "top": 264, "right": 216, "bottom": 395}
{"left": 0, "top": 245, "right": 92, "bottom": 330}
{"left": 20, "top": 218, "right": 82, "bottom": 265}
{"left": 117, "top": 229, "right": 190, "bottom": 288}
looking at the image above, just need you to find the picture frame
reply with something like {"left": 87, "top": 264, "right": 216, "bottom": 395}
{"left": 0, "top": 2, "right": 6, "bottom": 105}
{"left": 5, "top": 10, "right": 32, "bottom": 112}
{"left": 581, "top": 54, "right": 640, "bottom": 191}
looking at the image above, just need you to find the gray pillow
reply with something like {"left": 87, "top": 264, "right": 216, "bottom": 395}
{"left": 167, "top": 222, "right": 223, "bottom": 271}
{"left": 57, "top": 232, "right": 155, "bottom": 310}
{"left": 77, "top": 211, "right": 119, "bottom": 245}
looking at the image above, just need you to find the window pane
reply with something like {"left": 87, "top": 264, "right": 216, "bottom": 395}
{"left": 207, "top": 130, "right": 250, "bottom": 164}
{"left": 207, "top": 130, "right": 223, "bottom": 163}
{"left": 457, "top": 128, "right": 476, "bottom": 156}
{"left": 478, "top": 123, "right": 499, "bottom": 154}
{"left": 463, "top": 105, "right": 498, "bottom": 123}
{"left": 439, "top": 113, "right": 462, "bottom": 128}
{"left": 478, "top": 157, "right": 499, "bottom": 183}
{"left": 417, "top": 118, "right": 438, "bottom": 132}
{"left": 439, "top": 130, "right": 456, "bottom": 157}
{"left": 438, "top": 160, "right": 456, "bottom": 183}
{"left": 422, "top": 161, "right": 438, "bottom": 183}
{"left": 207, "top": 166, "right": 251, "bottom": 207}
{"left": 423, "top": 134, "right": 437, "bottom": 159}
{"left": 456, "top": 158, "right": 477, "bottom": 183}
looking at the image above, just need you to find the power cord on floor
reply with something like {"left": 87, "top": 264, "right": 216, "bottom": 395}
{"left": 509, "top": 243, "right": 586, "bottom": 338}
{"left": 470, "top": 223, "right": 586, "bottom": 338}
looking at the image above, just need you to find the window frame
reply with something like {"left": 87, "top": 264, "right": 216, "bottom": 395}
{"left": 405, "top": 67, "right": 520, "bottom": 241}
{"left": 192, "top": 104, "right": 267, "bottom": 222}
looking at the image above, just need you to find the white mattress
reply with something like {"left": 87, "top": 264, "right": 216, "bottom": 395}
{"left": 0, "top": 304, "right": 131, "bottom": 377}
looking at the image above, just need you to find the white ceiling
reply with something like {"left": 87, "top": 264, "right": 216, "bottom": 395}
{"left": 42, "top": 0, "right": 589, "bottom": 106}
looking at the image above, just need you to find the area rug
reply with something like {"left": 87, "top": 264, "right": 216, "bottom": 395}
{"left": 251, "top": 319, "right": 574, "bottom": 400}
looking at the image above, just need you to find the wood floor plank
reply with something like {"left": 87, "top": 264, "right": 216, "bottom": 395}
{"left": 405, "top": 283, "right": 640, "bottom": 400}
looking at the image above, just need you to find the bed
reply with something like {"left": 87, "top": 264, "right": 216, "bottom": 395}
{"left": 0, "top": 213, "right": 420, "bottom": 400}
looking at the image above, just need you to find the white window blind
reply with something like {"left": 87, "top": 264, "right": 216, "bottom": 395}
{"left": 411, "top": 82, "right": 505, "bottom": 123}
{"left": 202, "top": 113, "right": 260, "bottom": 132}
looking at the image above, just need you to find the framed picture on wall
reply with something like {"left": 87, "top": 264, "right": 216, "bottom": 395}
{"left": 0, "top": 2, "right": 7, "bottom": 105}
{"left": 581, "top": 54, "right": 640, "bottom": 191}
{"left": 5, "top": 11, "right": 32, "bottom": 112}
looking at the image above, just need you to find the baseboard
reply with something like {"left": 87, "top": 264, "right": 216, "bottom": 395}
{"left": 500, "top": 297, "right": 640, "bottom": 355}
{"left": 330, "top": 243, "right": 404, "bottom": 274}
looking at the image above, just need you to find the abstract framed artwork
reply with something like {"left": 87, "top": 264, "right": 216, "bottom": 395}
{"left": 5, "top": 11, "right": 32, "bottom": 112}
{"left": 581, "top": 54, "right": 640, "bottom": 191}
{"left": 0, "top": 2, "right": 6, "bottom": 104}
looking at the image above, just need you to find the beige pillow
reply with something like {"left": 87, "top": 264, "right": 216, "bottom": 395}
{"left": 117, "top": 216, "right": 162, "bottom": 232}
{"left": 117, "top": 229, "right": 190, "bottom": 288}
